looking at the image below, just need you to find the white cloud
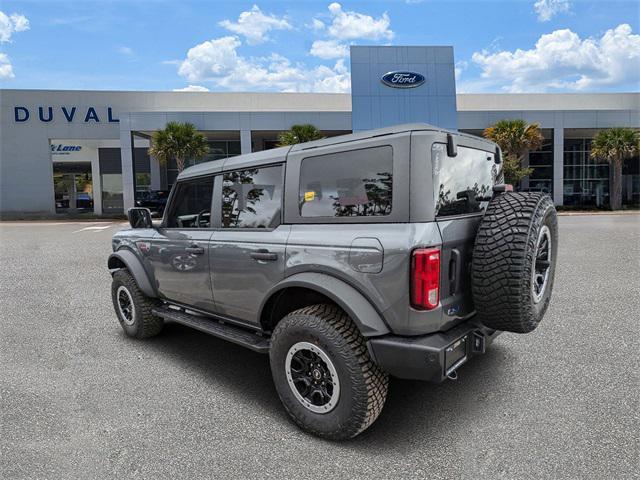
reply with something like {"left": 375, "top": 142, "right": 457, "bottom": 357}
{"left": 533, "top": 0, "right": 570, "bottom": 22}
{"left": 219, "top": 5, "right": 291, "bottom": 45}
{"left": 178, "top": 4, "right": 391, "bottom": 93}
{"left": 0, "top": 11, "right": 28, "bottom": 79}
{"left": 308, "top": 3, "right": 393, "bottom": 59}
{"left": 173, "top": 85, "right": 210, "bottom": 92}
{"left": 471, "top": 24, "right": 640, "bottom": 92}
{"left": 310, "top": 39, "right": 349, "bottom": 59}
{"left": 178, "top": 36, "right": 242, "bottom": 81}
{"left": 311, "top": 18, "right": 325, "bottom": 31}
{"left": 177, "top": 36, "right": 350, "bottom": 93}
{"left": 118, "top": 46, "right": 133, "bottom": 56}
{"left": 0, "top": 11, "right": 29, "bottom": 43}
{"left": 0, "top": 52, "right": 14, "bottom": 79}
{"left": 454, "top": 60, "right": 468, "bottom": 81}
{"left": 309, "top": 58, "right": 351, "bottom": 93}
{"left": 325, "top": 3, "right": 393, "bottom": 41}
{"left": 216, "top": 54, "right": 350, "bottom": 93}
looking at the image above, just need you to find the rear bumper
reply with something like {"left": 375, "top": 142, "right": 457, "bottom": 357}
{"left": 367, "top": 319, "right": 501, "bottom": 382}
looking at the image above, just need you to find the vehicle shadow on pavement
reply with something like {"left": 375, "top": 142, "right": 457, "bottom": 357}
{"left": 140, "top": 321, "right": 510, "bottom": 451}
{"left": 350, "top": 342, "right": 511, "bottom": 451}
{"left": 137, "top": 322, "right": 285, "bottom": 414}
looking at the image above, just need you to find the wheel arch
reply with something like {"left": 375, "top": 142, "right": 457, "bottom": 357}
{"left": 259, "top": 272, "right": 390, "bottom": 337}
{"left": 108, "top": 249, "right": 157, "bottom": 298}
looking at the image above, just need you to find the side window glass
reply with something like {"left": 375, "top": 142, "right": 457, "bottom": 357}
{"left": 299, "top": 146, "right": 393, "bottom": 218}
{"left": 166, "top": 177, "right": 213, "bottom": 228}
{"left": 222, "top": 165, "right": 283, "bottom": 228}
{"left": 433, "top": 143, "right": 497, "bottom": 217}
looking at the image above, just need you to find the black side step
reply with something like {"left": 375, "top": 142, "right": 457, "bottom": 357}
{"left": 152, "top": 307, "right": 270, "bottom": 354}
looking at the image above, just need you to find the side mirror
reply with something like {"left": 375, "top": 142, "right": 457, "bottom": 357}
{"left": 128, "top": 207, "right": 153, "bottom": 229}
{"left": 446, "top": 133, "right": 458, "bottom": 157}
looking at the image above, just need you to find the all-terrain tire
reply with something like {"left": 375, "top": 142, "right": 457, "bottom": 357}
{"left": 471, "top": 192, "right": 558, "bottom": 333}
{"left": 111, "top": 269, "right": 164, "bottom": 339}
{"left": 270, "top": 304, "right": 388, "bottom": 440}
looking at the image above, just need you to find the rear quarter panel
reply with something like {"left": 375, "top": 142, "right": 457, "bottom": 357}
{"left": 285, "top": 223, "right": 446, "bottom": 335}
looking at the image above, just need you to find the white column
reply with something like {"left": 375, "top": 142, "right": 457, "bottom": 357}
{"left": 120, "top": 122, "right": 135, "bottom": 212}
{"left": 91, "top": 150, "right": 103, "bottom": 215}
{"left": 240, "top": 129, "right": 252, "bottom": 154}
{"left": 553, "top": 128, "right": 564, "bottom": 206}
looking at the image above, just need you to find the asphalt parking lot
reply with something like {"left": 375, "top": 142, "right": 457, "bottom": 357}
{"left": 1, "top": 214, "right": 638, "bottom": 479}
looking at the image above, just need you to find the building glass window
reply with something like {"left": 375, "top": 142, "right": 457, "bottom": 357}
{"left": 102, "top": 174, "right": 124, "bottom": 213}
{"left": 166, "top": 140, "right": 241, "bottom": 189}
{"left": 132, "top": 146, "right": 152, "bottom": 196}
{"left": 622, "top": 153, "right": 640, "bottom": 207}
{"left": 136, "top": 173, "right": 151, "bottom": 192}
{"left": 207, "top": 140, "right": 241, "bottom": 161}
{"left": 263, "top": 140, "right": 280, "bottom": 150}
{"left": 563, "top": 137, "right": 610, "bottom": 207}
{"left": 53, "top": 162, "right": 94, "bottom": 213}
{"left": 99, "top": 147, "right": 124, "bottom": 214}
{"left": 222, "top": 165, "right": 283, "bottom": 228}
{"left": 527, "top": 133, "right": 553, "bottom": 195}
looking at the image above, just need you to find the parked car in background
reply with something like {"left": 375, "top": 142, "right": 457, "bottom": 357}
{"left": 76, "top": 192, "right": 93, "bottom": 209}
{"left": 55, "top": 192, "right": 93, "bottom": 210}
{"left": 135, "top": 190, "right": 169, "bottom": 216}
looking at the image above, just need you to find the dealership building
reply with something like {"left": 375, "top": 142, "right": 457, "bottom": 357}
{"left": 1, "top": 46, "right": 638, "bottom": 216}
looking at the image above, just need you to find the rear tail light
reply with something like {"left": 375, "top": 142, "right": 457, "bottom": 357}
{"left": 411, "top": 248, "right": 440, "bottom": 310}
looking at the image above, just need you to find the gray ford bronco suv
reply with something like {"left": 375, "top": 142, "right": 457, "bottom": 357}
{"left": 109, "top": 123, "right": 558, "bottom": 440}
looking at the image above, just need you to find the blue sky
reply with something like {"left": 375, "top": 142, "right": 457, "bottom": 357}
{"left": 1, "top": 0, "right": 638, "bottom": 93}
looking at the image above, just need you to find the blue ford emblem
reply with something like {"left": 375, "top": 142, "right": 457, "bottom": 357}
{"left": 381, "top": 71, "right": 425, "bottom": 88}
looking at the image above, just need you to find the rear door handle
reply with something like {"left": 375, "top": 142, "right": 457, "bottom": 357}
{"left": 185, "top": 245, "right": 205, "bottom": 255}
{"left": 250, "top": 249, "right": 277, "bottom": 262}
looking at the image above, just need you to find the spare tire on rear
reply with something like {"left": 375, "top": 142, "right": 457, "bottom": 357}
{"left": 471, "top": 192, "right": 558, "bottom": 333}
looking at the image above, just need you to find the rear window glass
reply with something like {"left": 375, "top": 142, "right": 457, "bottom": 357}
{"left": 299, "top": 146, "right": 393, "bottom": 218}
{"left": 432, "top": 143, "right": 498, "bottom": 217}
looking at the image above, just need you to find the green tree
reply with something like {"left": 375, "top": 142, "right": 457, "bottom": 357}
{"left": 148, "top": 122, "right": 209, "bottom": 173}
{"left": 483, "top": 119, "right": 544, "bottom": 185}
{"left": 277, "top": 124, "right": 324, "bottom": 146}
{"left": 590, "top": 127, "right": 640, "bottom": 210}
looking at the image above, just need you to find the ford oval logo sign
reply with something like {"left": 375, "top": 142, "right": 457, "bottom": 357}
{"left": 381, "top": 71, "right": 425, "bottom": 88}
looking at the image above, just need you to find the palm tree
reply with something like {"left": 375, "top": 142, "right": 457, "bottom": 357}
{"left": 590, "top": 127, "right": 640, "bottom": 210}
{"left": 277, "top": 124, "right": 324, "bottom": 146}
{"left": 483, "top": 119, "right": 544, "bottom": 185}
{"left": 148, "top": 122, "right": 210, "bottom": 173}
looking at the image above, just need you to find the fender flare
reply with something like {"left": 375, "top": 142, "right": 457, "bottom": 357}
{"left": 108, "top": 249, "right": 157, "bottom": 298}
{"left": 260, "top": 272, "right": 390, "bottom": 337}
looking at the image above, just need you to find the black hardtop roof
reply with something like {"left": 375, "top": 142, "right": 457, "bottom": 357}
{"left": 178, "top": 123, "right": 496, "bottom": 180}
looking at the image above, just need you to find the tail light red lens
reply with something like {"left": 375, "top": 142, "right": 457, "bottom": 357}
{"left": 411, "top": 248, "right": 440, "bottom": 310}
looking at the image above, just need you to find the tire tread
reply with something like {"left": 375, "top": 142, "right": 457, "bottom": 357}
{"left": 271, "top": 304, "right": 388, "bottom": 440}
{"left": 471, "top": 192, "right": 557, "bottom": 333}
